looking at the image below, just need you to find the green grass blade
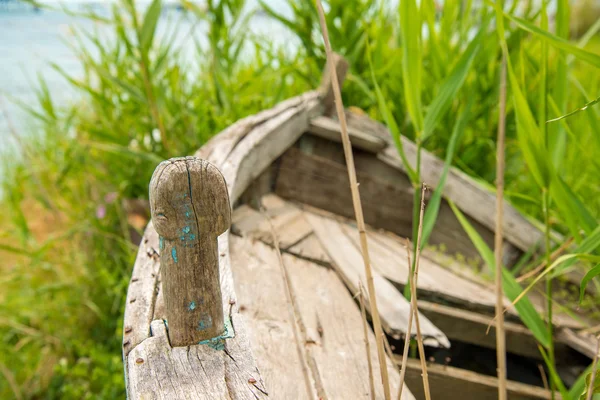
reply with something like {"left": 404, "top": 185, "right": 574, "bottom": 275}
{"left": 399, "top": 0, "right": 424, "bottom": 135}
{"left": 506, "top": 60, "right": 552, "bottom": 189}
{"left": 140, "top": 0, "right": 162, "bottom": 53}
{"left": 551, "top": 175, "right": 597, "bottom": 237}
{"left": 421, "top": 27, "right": 482, "bottom": 142}
{"left": 422, "top": 101, "right": 471, "bottom": 247}
{"left": 538, "top": 345, "right": 571, "bottom": 399}
{"left": 449, "top": 201, "right": 550, "bottom": 348}
{"left": 580, "top": 264, "right": 600, "bottom": 303}
{"left": 502, "top": 11, "right": 600, "bottom": 68}
{"left": 547, "top": 95, "right": 600, "bottom": 123}
{"left": 367, "top": 42, "right": 417, "bottom": 182}
{"left": 551, "top": 225, "right": 600, "bottom": 278}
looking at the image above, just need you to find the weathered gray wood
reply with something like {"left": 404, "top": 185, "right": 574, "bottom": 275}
{"left": 231, "top": 196, "right": 312, "bottom": 249}
{"left": 287, "top": 233, "right": 331, "bottom": 265}
{"left": 275, "top": 146, "right": 500, "bottom": 262}
{"left": 149, "top": 157, "right": 231, "bottom": 346}
{"left": 230, "top": 235, "right": 415, "bottom": 399}
{"left": 396, "top": 356, "right": 553, "bottom": 400}
{"left": 304, "top": 210, "right": 450, "bottom": 348}
{"left": 319, "top": 53, "right": 349, "bottom": 116}
{"left": 122, "top": 222, "right": 161, "bottom": 357}
{"left": 127, "top": 318, "right": 268, "bottom": 400}
{"left": 378, "top": 136, "right": 547, "bottom": 253}
{"left": 308, "top": 116, "right": 387, "bottom": 153}
{"left": 195, "top": 91, "right": 321, "bottom": 167}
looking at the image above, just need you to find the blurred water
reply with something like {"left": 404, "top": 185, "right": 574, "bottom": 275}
{"left": 0, "top": 0, "right": 294, "bottom": 153}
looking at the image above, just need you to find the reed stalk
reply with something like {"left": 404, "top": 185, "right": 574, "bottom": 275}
{"left": 397, "top": 238, "right": 415, "bottom": 400}
{"left": 411, "top": 184, "right": 432, "bottom": 400}
{"left": 494, "top": 54, "right": 508, "bottom": 400}
{"left": 586, "top": 336, "right": 600, "bottom": 400}
{"left": 314, "top": 1, "right": 391, "bottom": 397}
{"left": 359, "top": 283, "right": 376, "bottom": 400}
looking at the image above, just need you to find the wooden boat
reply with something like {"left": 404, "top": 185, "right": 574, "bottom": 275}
{"left": 122, "top": 56, "right": 597, "bottom": 399}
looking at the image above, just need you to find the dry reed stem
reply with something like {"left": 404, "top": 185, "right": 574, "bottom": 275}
{"left": 411, "top": 184, "right": 432, "bottom": 400}
{"left": 494, "top": 53, "right": 508, "bottom": 400}
{"left": 397, "top": 238, "right": 415, "bottom": 400}
{"left": 586, "top": 336, "right": 600, "bottom": 400}
{"left": 263, "top": 210, "right": 316, "bottom": 400}
{"left": 516, "top": 237, "right": 574, "bottom": 283}
{"left": 314, "top": 1, "right": 391, "bottom": 398}
{"left": 359, "top": 283, "right": 376, "bottom": 400}
{"left": 537, "top": 364, "right": 549, "bottom": 391}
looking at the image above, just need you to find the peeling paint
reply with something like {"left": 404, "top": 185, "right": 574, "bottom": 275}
{"left": 171, "top": 247, "right": 178, "bottom": 263}
{"left": 188, "top": 301, "right": 196, "bottom": 311}
{"left": 159, "top": 236, "right": 164, "bottom": 250}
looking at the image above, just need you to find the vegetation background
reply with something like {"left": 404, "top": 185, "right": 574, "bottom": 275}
{"left": 1, "top": 0, "right": 600, "bottom": 398}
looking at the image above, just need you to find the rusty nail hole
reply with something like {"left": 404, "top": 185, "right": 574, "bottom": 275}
{"left": 123, "top": 340, "right": 130, "bottom": 347}
{"left": 136, "top": 358, "right": 144, "bottom": 364}
{"left": 144, "top": 238, "right": 148, "bottom": 244}
{"left": 220, "top": 253, "right": 225, "bottom": 257}
{"left": 125, "top": 326, "right": 133, "bottom": 334}
{"left": 240, "top": 305, "right": 247, "bottom": 312}
{"left": 229, "top": 299, "right": 236, "bottom": 305}
{"left": 248, "top": 378, "right": 257, "bottom": 384}
{"left": 132, "top": 278, "right": 139, "bottom": 282}
{"left": 130, "top": 298, "right": 136, "bottom": 303}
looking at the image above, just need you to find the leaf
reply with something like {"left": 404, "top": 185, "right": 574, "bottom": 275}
{"left": 367, "top": 42, "right": 417, "bottom": 182}
{"left": 547, "top": 95, "right": 600, "bottom": 123}
{"left": 581, "top": 368, "right": 600, "bottom": 400}
{"left": 580, "top": 264, "right": 600, "bottom": 303}
{"left": 551, "top": 225, "right": 600, "bottom": 278}
{"left": 511, "top": 254, "right": 600, "bottom": 307}
{"left": 551, "top": 175, "right": 597, "bottom": 238}
{"left": 421, "top": 23, "right": 483, "bottom": 142}
{"left": 506, "top": 60, "right": 552, "bottom": 189}
{"left": 93, "top": 65, "right": 146, "bottom": 103}
{"left": 399, "top": 0, "right": 424, "bottom": 134}
{"left": 502, "top": 11, "right": 600, "bottom": 68}
{"left": 449, "top": 201, "right": 550, "bottom": 348}
{"left": 140, "top": 0, "right": 162, "bottom": 53}
{"left": 421, "top": 100, "right": 471, "bottom": 247}
{"left": 538, "top": 345, "right": 571, "bottom": 399}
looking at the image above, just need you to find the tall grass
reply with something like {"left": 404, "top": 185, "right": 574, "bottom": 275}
{"left": 1, "top": 0, "right": 600, "bottom": 398}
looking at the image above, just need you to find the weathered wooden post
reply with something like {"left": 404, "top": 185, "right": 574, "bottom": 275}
{"left": 149, "top": 156, "right": 231, "bottom": 346}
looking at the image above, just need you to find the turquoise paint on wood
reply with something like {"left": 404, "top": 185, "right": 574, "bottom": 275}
{"left": 171, "top": 247, "right": 178, "bottom": 263}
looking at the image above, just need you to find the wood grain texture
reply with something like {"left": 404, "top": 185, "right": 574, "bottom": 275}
{"left": 304, "top": 210, "right": 450, "bottom": 348}
{"left": 308, "top": 116, "right": 387, "bottom": 153}
{"left": 396, "top": 357, "right": 552, "bottom": 400}
{"left": 275, "top": 145, "right": 500, "bottom": 262}
{"left": 230, "top": 235, "right": 415, "bottom": 399}
{"left": 126, "top": 318, "right": 268, "bottom": 400}
{"left": 122, "top": 222, "right": 161, "bottom": 357}
{"left": 149, "top": 157, "right": 231, "bottom": 346}
{"left": 328, "top": 111, "right": 548, "bottom": 253}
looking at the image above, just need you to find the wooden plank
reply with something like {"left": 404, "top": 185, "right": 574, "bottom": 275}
{"left": 231, "top": 200, "right": 312, "bottom": 250}
{"left": 378, "top": 138, "right": 546, "bottom": 253}
{"left": 416, "top": 300, "right": 573, "bottom": 362}
{"left": 195, "top": 91, "right": 321, "bottom": 167}
{"left": 304, "top": 211, "right": 450, "bottom": 348}
{"left": 396, "top": 357, "right": 552, "bottom": 400}
{"left": 308, "top": 116, "right": 387, "bottom": 153}
{"left": 122, "top": 222, "right": 161, "bottom": 357}
{"left": 276, "top": 146, "right": 500, "bottom": 262}
{"left": 221, "top": 99, "right": 320, "bottom": 204}
{"left": 230, "top": 235, "right": 415, "bottom": 399}
{"left": 229, "top": 235, "right": 316, "bottom": 399}
{"left": 288, "top": 233, "right": 331, "bottom": 265}
{"left": 126, "top": 318, "right": 268, "bottom": 400}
